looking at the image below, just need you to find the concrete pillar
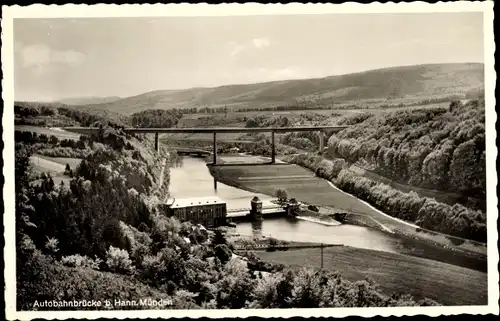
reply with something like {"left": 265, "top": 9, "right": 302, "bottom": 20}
{"left": 271, "top": 131, "right": 276, "bottom": 163}
{"left": 213, "top": 132, "right": 217, "bottom": 165}
{"left": 154, "top": 132, "right": 160, "bottom": 152}
{"left": 319, "top": 131, "right": 325, "bottom": 155}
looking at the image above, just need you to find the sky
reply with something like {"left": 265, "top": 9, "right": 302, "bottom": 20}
{"left": 13, "top": 12, "right": 484, "bottom": 101}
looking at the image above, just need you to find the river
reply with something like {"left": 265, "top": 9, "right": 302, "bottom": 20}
{"left": 169, "top": 156, "right": 409, "bottom": 254}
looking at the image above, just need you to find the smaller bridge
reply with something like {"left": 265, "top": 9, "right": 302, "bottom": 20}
{"left": 174, "top": 148, "right": 212, "bottom": 157}
{"left": 227, "top": 205, "right": 286, "bottom": 218}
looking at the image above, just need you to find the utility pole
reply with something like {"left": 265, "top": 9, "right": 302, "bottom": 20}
{"left": 320, "top": 243, "right": 324, "bottom": 269}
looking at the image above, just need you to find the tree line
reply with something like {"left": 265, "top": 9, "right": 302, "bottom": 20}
{"left": 282, "top": 152, "right": 486, "bottom": 243}
{"left": 130, "top": 109, "right": 183, "bottom": 128}
{"left": 15, "top": 102, "right": 128, "bottom": 128}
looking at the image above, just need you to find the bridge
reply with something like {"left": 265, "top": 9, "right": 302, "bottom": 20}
{"left": 63, "top": 126, "right": 348, "bottom": 165}
{"left": 174, "top": 148, "right": 212, "bottom": 157}
{"left": 226, "top": 205, "right": 286, "bottom": 218}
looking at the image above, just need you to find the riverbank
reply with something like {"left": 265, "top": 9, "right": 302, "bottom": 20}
{"left": 208, "top": 158, "right": 487, "bottom": 272}
{"left": 227, "top": 232, "right": 343, "bottom": 251}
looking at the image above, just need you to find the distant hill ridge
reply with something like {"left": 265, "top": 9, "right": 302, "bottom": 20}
{"left": 70, "top": 63, "right": 485, "bottom": 114}
{"left": 59, "top": 96, "right": 122, "bottom": 105}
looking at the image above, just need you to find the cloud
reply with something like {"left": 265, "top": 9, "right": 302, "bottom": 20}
{"left": 229, "top": 37, "right": 271, "bottom": 58}
{"left": 19, "top": 43, "right": 86, "bottom": 69}
{"left": 252, "top": 38, "right": 270, "bottom": 49}
{"left": 230, "top": 44, "right": 246, "bottom": 58}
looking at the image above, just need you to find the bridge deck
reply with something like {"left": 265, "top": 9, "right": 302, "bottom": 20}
{"left": 64, "top": 126, "right": 347, "bottom": 134}
{"left": 227, "top": 207, "right": 286, "bottom": 218}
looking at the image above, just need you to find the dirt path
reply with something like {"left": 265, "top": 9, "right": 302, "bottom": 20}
{"left": 159, "top": 158, "right": 167, "bottom": 188}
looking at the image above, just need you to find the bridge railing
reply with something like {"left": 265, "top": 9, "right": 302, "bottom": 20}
{"left": 227, "top": 205, "right": 283, "bottom": 213}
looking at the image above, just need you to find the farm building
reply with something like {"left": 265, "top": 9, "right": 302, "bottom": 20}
{"left": 163, "top": 196, "right": 227, "bottom": 227}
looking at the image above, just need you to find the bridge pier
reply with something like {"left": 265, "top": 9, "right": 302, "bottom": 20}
{"left": 213, "top": 133, "right": 217, "bottom": 165}
{"left": 271, "top": 131, "right": 276, "bottom": 163}
{"left": 154, "top": 132, "right": 160, "bottom": 153}
{"left": 319, "top": 131, "right": 325, "bottom": 155}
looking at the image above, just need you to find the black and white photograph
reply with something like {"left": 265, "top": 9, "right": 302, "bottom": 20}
{"left": 2, "top": 2, "right": 497, "bottom": 319}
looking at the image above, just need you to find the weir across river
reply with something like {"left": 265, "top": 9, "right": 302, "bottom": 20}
{"left": 227, "top": 205, "right": 286, "bottom": 218}
{"left": 64, "top": 126, "right": 348, "bottom": 165}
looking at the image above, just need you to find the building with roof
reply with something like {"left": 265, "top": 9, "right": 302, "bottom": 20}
{"left": 163, "top": 196, "right": 227, "bottom": 227}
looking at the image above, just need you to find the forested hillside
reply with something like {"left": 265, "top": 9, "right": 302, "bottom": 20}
{"left": 326, "top": 100, "right": 485, "bottom": 206}
{"left": 15, "top": 102, "right": 129, "bottom": 128}
{"left": 73, "top": 63, "right": 483, "bottom": 114}
{"left": 58, "top": 96, "right": 122, "bottom": 106}
{"left": 130, "top": 109, "right": 184, "bottom": 128}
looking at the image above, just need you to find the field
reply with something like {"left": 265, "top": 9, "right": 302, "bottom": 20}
{"left": 216, "top": 155, "right": 286, "bottom": 165}
{"left": 255, "top": 246, "right": 487, "bottom": 306}
{"left": 30, "top": 155, "right": 67, "bottom": 175}
{"left": 15, "top": 125, "right": 81, "bottom": 140}
{"left": 39, "top": 155, "right": 83, "bottom": 169}
{"left": 29, "top": 155, "right": 82, "bottom": 186}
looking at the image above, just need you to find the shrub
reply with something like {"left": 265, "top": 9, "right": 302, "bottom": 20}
{"left": 105, "top": 246, "right": 134, "bottom": 274}
{"left": 275, "top": 188, "right": 288, "bottom": 203}
{"left": 44, "top": 237, "right": 59, "bottom": 255}
{"left": 61, "top": 254, "right": 102, "bottom": 270}
{"left": 214, "top": 244, "right": 232, "bottom": 264}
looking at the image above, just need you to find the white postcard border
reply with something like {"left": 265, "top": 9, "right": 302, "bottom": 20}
{"left": 2, "top": 2, "right": 497, "bottom": 319}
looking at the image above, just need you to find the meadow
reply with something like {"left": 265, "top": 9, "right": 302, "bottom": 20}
{"left": 255, "top": 246, "right": 487, "bottom": 306}
{"left": 28, "top": 155, "right": 79, "bottom": 187}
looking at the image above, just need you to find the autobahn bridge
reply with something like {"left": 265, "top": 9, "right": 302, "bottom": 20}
{"left": 63, "top": 126, "right": 348, "bottom": 165}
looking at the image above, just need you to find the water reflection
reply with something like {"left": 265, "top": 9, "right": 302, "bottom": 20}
{"left": 251, "top": 220, "right": 263, "bottom": 238}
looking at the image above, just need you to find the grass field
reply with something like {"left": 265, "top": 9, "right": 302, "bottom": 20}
{"left": 29, "top": 155, "right": 73, "bottom": 187}
{"left": 29, "top": 155, "right": 82, "bottom": 187}
{"left": 37, "top": 155, "right": 83, "bottom": 169}
{"left": 15, "top": 125, "right": 81, "bottom": 140}
{"left": 30, "top": 155, "right": 67, "bottom": 175}
{"left": 217, "top": 155, "right": 286, "bottom": 165}
{"left": 255, "top": 246, "right": 487, "bottom": 306}
{"left": 210, "top": 163, "right": 407, "bottom": 217}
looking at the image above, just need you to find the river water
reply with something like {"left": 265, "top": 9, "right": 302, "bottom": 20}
{"left": 169, "top": 157, "right": 408, "bottom": 254}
